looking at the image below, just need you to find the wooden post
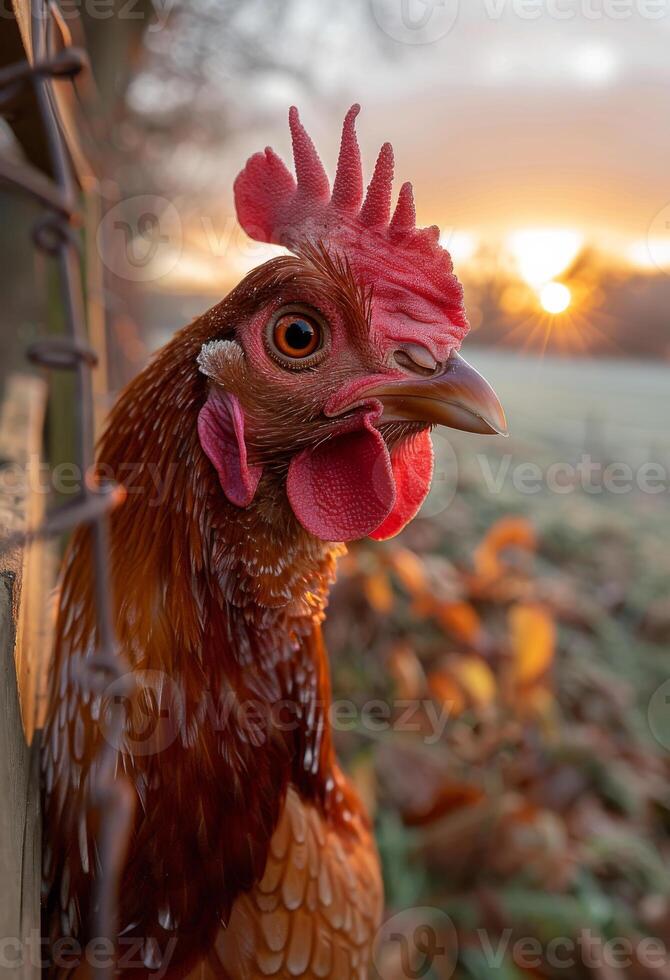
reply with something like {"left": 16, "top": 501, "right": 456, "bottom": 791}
{"left": 0, "top": 374, "right": 53, "bottom": 979}
{"left": 0, "top": 4, "right": 118, "bottom": 972}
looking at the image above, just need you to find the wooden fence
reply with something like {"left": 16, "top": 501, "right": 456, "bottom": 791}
{"left": 0, "top": 3, "right": 128, "bottom": 976}
{"left": 0, "top": 376, "right": 50, "bottom": 980}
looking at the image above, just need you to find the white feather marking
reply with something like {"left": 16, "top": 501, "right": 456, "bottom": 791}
{"left": 197, "top": 339, "right": 244, "bottom": 379}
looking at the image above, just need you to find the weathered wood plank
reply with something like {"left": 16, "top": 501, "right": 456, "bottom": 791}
{"left": 0, "top": 374, "right": 54, "bottom": 743}
{"left": 0, "top": 576, "right": 41, "bottom": 979}
{"left": 0, "top": 373, "right": 50, "bottom": 979}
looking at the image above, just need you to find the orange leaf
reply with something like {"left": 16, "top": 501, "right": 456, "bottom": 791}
{"left": 387, "top": 547, "right": 429, "bottom": 597}
{"left": 402, "top": 781, "right": 485, "bottom": 827}
{"left": 350, "top": 756, "right": 377, "bottom": 819}
{"left": 436, "top": 600, "right": 482, "bottom": 645}
{"left": 428, "top": 670, "right": 465, "bottom": 717}
{"left": 410, "top": 594, "right": 436, "bottom": 618}
{"left": 474, "top": 516, "right": 537, "bottom": 581}
{"left": 388, "top": 643, "right": 426, "bottom": 700}
{"left": 508, "top": 602, "right": 556, "bottom": 685}
{"left": 452, "top": 655, "right": 497, "bottom": 707}
{"left": 363, "top": 571, "right": 394, "bottom": 613}
{"left": 521, "top": 685, "right": 555, "bottom": 718}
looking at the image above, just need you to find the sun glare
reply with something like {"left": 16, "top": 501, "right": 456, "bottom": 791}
{"left": 628, "top": 239, "right": 670, "bottom": 271}
{"left": 508, "top": 229, "right": 583, "bottom": 287}
{"left": 440, "top": 230, "right": 477, "bottom": 264}
{"left": 539, "top": 281, "right": 571, "bottom": 315}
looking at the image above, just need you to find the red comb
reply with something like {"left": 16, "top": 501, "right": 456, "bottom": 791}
{"left": 233, "top": 105, "right": 468, "bottom": 338}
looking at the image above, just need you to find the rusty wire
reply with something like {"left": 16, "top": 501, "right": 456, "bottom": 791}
{"left": 0, "top": 3, "right": 134, "bottom": 978}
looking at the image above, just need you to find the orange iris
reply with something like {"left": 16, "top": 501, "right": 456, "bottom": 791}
{"left": 272, "top": 315, "right": 321, "bottom": 359}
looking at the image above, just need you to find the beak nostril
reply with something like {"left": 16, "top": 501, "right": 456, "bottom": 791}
{"left": 360, "top": 351, "right": 508, "bottom": 436}
{"left": 394, "top": 345, "right": 440, "bottom": 377}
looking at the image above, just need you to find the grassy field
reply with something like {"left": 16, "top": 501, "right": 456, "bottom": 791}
{"left": 470, "top": 350, "right": 670, "bottom": 460}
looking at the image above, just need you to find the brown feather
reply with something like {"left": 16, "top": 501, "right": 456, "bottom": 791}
{"left": 42, "top": 253, "right": 382, "bottom": 978}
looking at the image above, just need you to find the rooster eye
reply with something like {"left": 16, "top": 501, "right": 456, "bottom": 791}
{"left": 275, "top": 316, "right": 318, "bottom": 355}
{"left": 266, "top": 307, "right": 327, "bottom": 367}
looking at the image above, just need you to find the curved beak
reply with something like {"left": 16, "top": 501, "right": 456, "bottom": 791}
{"left": 364, "top": 352, "right": 508, "bottom": 436}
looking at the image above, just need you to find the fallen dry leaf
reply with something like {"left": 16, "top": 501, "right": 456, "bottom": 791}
{"left": 508, "top": 602, "right": 556, "bottom": 686}
{"left": 388, "top": 642, "right": 426, "bottom": 700}
{"left": 435, "top": 599, "right": 483, "bottom": 646}
{"left": 452, "top": 654, "right": 497, "bottom": 708}
{"left": 428, "top": 668, "right": 466, "bottom": 717}
{"left": 363, "top": 570, "right": 394, "bottom": 614}
{"left": 386, "top": 546, "right": 429, "bottom": 598}
{"left": 474, "top": 516, "right": 538, "bottom": 582}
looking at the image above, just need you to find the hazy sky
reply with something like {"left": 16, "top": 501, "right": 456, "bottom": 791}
{"left": 134, "top": 0, "right": 670, "bottom": 298}
{"left": 217, "top": 0, "right": 670, "bottom": 244}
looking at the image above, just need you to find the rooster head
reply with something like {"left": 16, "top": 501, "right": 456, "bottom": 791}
{"left": 197, "top": 105, "right": 506, "bottom": 543}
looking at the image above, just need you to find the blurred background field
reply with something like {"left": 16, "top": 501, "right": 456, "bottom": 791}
{"left": 325, "top": 352, "right": 670, "bottom": 977}
{"left": 2, "top": 0, "right": 670, "bottom": 976}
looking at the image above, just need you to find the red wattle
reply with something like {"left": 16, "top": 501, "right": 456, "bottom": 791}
{"left": 287, "top": 412, "right": 396, "bottom": 542}
{"left": 369, "top": 429, "right": 434, "bottom": 541}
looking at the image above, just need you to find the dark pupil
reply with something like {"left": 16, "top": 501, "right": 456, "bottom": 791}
{"left": 285, "top": 319, "right": 314, "bottom": 350}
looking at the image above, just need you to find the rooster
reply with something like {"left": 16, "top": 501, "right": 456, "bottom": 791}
{"left": 42, "top": 105, "right": 506, "bottom": 979}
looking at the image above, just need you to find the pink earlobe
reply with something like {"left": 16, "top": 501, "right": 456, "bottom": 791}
{"left": 287, "top": 411, "right": 396, "bottom": 542}
{"left": 197, "top": 390, "right": 263, "bottom": 508}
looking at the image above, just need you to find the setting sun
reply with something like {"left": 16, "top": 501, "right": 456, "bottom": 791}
{"left": 539, "top": 281, "right": 572, "bottom": 314}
